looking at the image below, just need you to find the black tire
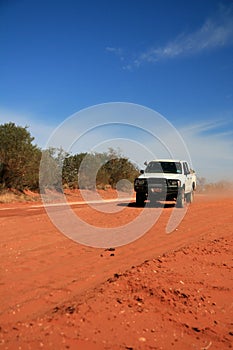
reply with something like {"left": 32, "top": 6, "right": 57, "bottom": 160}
{"left": 136, "top": 193, "right": 145, "bottom": 207}
{"left": 176, "top": 188, "right": 185, "bottom": 208}
{"left": 186, "top": 190, "right": 194, "bottom": 203}
{"left": 149, "top": 195, "right": 157, "bottom": 206}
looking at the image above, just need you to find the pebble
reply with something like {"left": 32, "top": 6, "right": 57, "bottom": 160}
{"left": 139, "top": 337, "right": 146, "bottom": 342}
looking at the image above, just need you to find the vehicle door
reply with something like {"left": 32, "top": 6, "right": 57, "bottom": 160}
{"left": 183, "top": 162, "right": 193, "bottom": 193}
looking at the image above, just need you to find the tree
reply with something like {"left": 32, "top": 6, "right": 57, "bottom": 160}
{"left": 0, "top": 122, "right": 41, "bottom": 190}
{"left": 100, "top": 156, "right": 139, "bottom": 189}
{"left": 62, "top": 148, "right": 140, "bottom": 190}
{"left": 39, "top": 147, "right": 69, "bottom": 193}
{"left": 62, "top": 152, "right": 87, "bottom": 188}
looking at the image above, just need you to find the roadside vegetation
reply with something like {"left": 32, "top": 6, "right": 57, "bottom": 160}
{"left": 0, "top": 123, "right": 139, "bottom": 201}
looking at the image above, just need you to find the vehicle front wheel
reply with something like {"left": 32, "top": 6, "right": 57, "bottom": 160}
{"left": 136, "top": 193, "right": 145, "bottom": 207}
{"left": 176, "top": 188, "right": 185, "bottom": 208}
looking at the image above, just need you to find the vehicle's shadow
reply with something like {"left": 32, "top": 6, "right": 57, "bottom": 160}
{"left": 118, "top": 202, "right": 175, "bottom": 208}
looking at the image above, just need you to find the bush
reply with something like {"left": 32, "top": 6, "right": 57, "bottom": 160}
{"left": 0, "top": 122, "right": 41, "bottom": 191}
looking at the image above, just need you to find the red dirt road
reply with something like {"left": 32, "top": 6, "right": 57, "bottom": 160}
{"left": 0, "top": 193, "right": 232, "bottom": 349}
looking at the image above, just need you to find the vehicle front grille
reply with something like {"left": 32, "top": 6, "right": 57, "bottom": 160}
{"left": 147, "top": 178, "right": 166, "bottom": 186}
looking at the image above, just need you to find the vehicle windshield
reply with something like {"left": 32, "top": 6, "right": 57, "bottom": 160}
{"left": 145, "top": 161, "right": 182, "bottom": 174}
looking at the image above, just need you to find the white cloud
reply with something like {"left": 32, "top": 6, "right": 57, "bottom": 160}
{"left": 123, "top": 5, "right": 233, "bottom": 68}
{"left": 179, "top": 119, "right": 233, "bottom": 182}
{"left": 106, "top": 46, "right": 125, "bottom": 61}
{"left": 91, "top": 119, "right": 233, "bottom": 182}
{"left": 106, "top": 47, "right": 122, "bottom": 55}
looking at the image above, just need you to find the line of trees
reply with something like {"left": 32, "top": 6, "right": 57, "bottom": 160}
{"left": 0, "top": 122, "right": 139, "bottom": 192}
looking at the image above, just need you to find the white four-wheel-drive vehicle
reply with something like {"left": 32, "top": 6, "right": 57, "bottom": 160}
{"left": 134, "top": 159, "right": 196, "bottom": 207}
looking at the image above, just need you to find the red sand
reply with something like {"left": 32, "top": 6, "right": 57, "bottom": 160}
{"left": 0, "top": 192, "right": 232, "bottom": 349}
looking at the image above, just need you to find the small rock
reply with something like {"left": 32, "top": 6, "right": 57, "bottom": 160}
{"left": 65, "top": 306, "right": 75, "bottom": 314}
{"left": 139, "top": 337, "right": 146, "bottom": 342}
{"left": 181, "top": 292, "right": 188, "bottom": 298}
{"left": 192, "top": 327, "right": 201, "bottom": 332}
{"left": 52, "top": 306, "right": 59, "bottom": 313}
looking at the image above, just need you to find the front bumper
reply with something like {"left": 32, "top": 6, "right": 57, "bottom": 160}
{"left": 134, "top": 177, "right": 180, "bottom": 199}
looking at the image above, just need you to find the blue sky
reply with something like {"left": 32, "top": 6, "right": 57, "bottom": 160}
{"left": 0, "top": 0, "right": 233, "bottom": 181}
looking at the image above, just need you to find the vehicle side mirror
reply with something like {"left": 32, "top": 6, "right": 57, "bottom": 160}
{"left": 140, "top": 169, "right": 144, "bottom": 174}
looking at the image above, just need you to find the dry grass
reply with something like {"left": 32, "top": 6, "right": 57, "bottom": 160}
{"left": 0, "top": 190, "right": 40, "bottom": 203}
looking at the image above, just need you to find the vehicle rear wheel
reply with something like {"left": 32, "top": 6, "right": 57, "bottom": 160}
{"left": 176, "top": 188, "right": 185, "bottom": 208}
{"left": 136, "top": 193, "right": 145, "bottom": 207}
{"left": 186, "top": 190, "right": 194, "bottom": 203}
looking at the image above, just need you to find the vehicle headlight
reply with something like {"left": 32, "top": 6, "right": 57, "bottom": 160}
{"left": 135, "top": 179, "right": 147, "bottom": 186}
{"left": 168, "top": 180, "right": 179, "bottom": 186}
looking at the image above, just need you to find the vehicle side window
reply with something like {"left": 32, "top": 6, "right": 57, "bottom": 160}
{"left": 175, "top": 162, "right": 182, "bottom": 173}
{"left": 183, "top": 163, "right": 186, "bottom": 174}
{"left": 183, "top": 162, "right": 190, "bottom": 175}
